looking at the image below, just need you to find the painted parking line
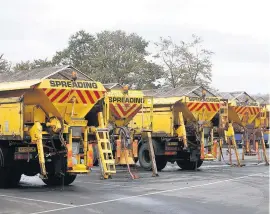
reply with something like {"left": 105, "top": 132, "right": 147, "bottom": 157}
{"left": 74, "top": 180, "right": 155, "bottom": 190}
{"left": 29, "top": 172, "right": 267, "bottom": 214}
{"left": 0, "top": 195, "right": 75, "bottom": 207}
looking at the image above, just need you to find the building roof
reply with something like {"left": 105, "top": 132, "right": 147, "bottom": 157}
{"left": 0, "top": 65, "right": 95, "bottom": 92}
{"left": 0, "top": 65, "right": 92, "bottom": 83}
{"left": 143, "top": 85, "right": 218, "bottom": 98}
{"left": 219, "top": 91, "right": 256, "bottom": 102}
{"left": 252, "top": 95, "right": 270, "bottom": 105}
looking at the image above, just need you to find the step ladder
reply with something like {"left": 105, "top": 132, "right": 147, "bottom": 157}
{"left": 96, "top": 128, "right": 116, "bottom": 179}
{"left": 258, "top": 107, "right": 269, "bottom": 165}
{"left": 142, "top": 130, "right": 158, "bottom": 177}
{"left": 259, "top": 107, "right": 266, "bottom": 127}
{"left": 259, "top": 130, "right": 269, "bottom": 165}
{"left": 219, "top": 100, "right": 229, "bottom": 130}
{"left": 200, "top": 128, "right": 217, "bottom": 161}
{"left": 217, "top": 100, "right": 229, "bottom": 162}
{"left": 225, "top": 123, "right": 242, "bottom": 167}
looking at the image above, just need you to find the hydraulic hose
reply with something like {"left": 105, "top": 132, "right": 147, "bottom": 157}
{"left": 119, "top": 127, "right": 137, "bottom": 179}
{"left": 0, "top": 148, "right": 4, "bottom": 167}
{"left": 218, "top": 140, "right": 231, "bottom": 165}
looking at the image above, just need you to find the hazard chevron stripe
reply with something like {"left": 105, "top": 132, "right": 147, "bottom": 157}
{"left": 109, "top": 104, "right": 121, "bottom": 119}
{"left": 127, "top": 105, "right": 142, "bottom": 119}
{"left": 117, "top": 103, "right": 137, "bottom": 116}
{"left": 233, "top": 106, "right": 260, "bottom": 115}
{"left": 109, "top": 103, "right": 142, "bottom": 119}
{"left": 42, "top": 88, "right": 104, "bottom": 104}
{"left": 190, "top": 103, "right": 200, "bottom": 111}
{"left": 51, "top": 89, "right": 65, "bottom": 102}
{"left": 187, "top": 102, "right": 220, "bottom": 112}
{"left": 210, "top": 103, "right": 217, "bottom": 111}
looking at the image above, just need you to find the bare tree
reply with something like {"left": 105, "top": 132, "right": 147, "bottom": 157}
{"left": 154, "top": 35, "right": 214, "bottom": 88}
{"left": 0, "top": 54, "right": 11, "bottom": 73}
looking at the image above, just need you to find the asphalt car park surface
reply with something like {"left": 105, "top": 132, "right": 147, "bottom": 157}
{"left": 0, "top": 155, "right": 269, "bottom": 214}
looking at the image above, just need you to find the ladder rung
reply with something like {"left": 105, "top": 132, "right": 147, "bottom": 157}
{"left": 100, "top": 150, "right": 112, "bottom": 153}
{"left": 141, "top": 129, "right": 152, "bottom": 132}
{"left": 96, "top": 128, "right": 109, "bottom": 132}
{"left": 106, "top": 170, "right": 116, "bottom": 173}
{"left": 96, "top": 129, "right": 116, "bottom": 178}
{"left": 104, "top": 160, "right": 115, "bottom": 164}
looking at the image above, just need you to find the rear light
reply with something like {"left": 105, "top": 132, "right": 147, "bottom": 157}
{"left": 164, "top": 151, "right": 177, "bottom": 155}
{"left": 67, "top": 144, "right": 73, "bottom": 168}
{"left": 87, "top": 144, "right": 93, "bottom": 167}
{"left": 14, "top": 153, "right": 32, "bottom": 160}
{"left": 133, "top": 140, "right": 138, "bottom": 158}
{"left": 116, "top": 139, "right": 121, "bottom": 158}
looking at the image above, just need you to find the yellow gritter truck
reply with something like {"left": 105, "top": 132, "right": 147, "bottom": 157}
{"left": 103, "top": 83, "right": 157, "bottom": 177}
{"left": 219, "top": 91, "right": 268, "bottom": 164}
{"left": 0, "top": 66, "right": 114, "bottom": 187}
{"left": 131, "top": 86, "right": 224, "bottom": 171}
{"left": 104, "top": 84, "right": 143, "bottom": 166}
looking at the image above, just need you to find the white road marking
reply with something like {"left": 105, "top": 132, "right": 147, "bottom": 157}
{"left": 29, "top": 172, "right": 266, "bottom": 214}
{"left": 0, "top": 195, "right": 75, "bottom": 207}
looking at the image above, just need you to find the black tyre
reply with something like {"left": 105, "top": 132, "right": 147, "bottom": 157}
{"left": 93, "top": 144, "right": 99, "bottom": 166}
{"left": 23, "top": 172, "right": 38, "bottom": 177}
{"left": 8, "top": 171, "right": 22, "bottom": 187}
{"left": 0, "top": 170, "right": 21, "bottom": 188}
{"left": 42, "top": 173, "right": 77, "bottom": 186}
{"left": 0, "top": 146, "right": 21, "bottom": 188}
{"left": 176, "top": 159, "right": 203, "bottom": 170}
{"left": 156, "top": 156, "right": 167, "bottom": 171}
{"left": 93, "top": 159, "right": 99, "bottom": 166}
{"left": 0, "top": 167, "right": 9, "bottom": 188}
{"left": 0, "top": 146, "right": 7, "bottom": 187}
{"left": 138, "top": 143, "right": 152, "bottom": 170}
{"left": 134, "top": 157, "right": 138, "bottom": 164}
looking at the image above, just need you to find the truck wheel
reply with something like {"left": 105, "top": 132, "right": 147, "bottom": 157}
{"left": 8, "top": 171, "right": 22, "bottom": 187}
{"left": 93, "top": 159, "right": 99, "bottom": 166}
{"left": 0, "top": 168, "right": 8, "bottom": 188}
{"left": 0, "top": 146, "right": 7, "bottom": 187}
{"left": 0, "top": 146, "right": 21, "bottom": 188}
{"left": 24, "top": 172, "right": 38, "bottom": 176}
{"left": 0, "top": 170, "right": 21, "bottom": 188}
{"left": 176, "top": 160, "right": 203, "bottom": 170}
{"left": 93, "top": 144, "right": 99, "bottom": 166}
{"left": 156, "top": 156, "right": 167, "bottom": 171}
{"left": 138, "top": 143, "right": 152, "bottom": 170}
{"left": 42, "top": 174, "right": 77, "bottom": 186}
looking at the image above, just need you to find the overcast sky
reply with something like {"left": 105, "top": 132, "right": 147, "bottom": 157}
{"left": 0, "top": 0, "right": 269, "bottom": 94}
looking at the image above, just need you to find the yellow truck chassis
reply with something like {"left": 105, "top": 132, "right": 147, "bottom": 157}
{"left": 0, "top": 66, "right": 113, "bottom": 187}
